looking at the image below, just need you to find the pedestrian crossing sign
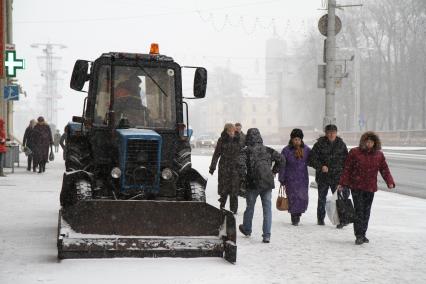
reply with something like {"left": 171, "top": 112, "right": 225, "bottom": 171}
{"left": 3, "top": 85, "right": 19, "bottom": 101}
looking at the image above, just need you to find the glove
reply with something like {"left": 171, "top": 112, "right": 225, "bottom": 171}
{"left": 209, "top": 168, "right": 215, "bottom": 175}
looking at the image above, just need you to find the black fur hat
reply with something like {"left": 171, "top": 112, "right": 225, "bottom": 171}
{"left": 290, "top": 128, "right": 304, "bottom": 140}
{"left": 324, "top": 124, "right": 338, "bottom": 132}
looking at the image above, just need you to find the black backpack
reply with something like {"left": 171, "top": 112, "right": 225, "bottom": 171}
{"left": 247, "top": 145, "right": 275, "bottom": 191}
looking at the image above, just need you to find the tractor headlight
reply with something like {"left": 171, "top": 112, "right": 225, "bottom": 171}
{"left": 161, "top": 168, "right": 173, "bottom": 180}
{"left": 111, "top": 167, "right": 122, "bottom": 179}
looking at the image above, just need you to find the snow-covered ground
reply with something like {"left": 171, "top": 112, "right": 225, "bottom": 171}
{"left": 1, "top": 153, "right": 425, "bottom": 284}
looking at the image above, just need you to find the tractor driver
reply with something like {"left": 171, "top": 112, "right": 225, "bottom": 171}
{"left": 114, "top": 75, "right": 150, "bottom": 127}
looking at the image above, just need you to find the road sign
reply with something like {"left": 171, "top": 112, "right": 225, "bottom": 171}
{"left": 5, "top": 50, "right": 25, "bottom": 77}
{"left": 3, "top": 85, "right": 19, "bottom": 101}
{"left": 318, "top": 14, "right": 342, "bottom": 37}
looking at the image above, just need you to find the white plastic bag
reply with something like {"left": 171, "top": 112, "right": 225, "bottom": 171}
{"left": 326, "top": 190, "right": 340, "bottom": 225}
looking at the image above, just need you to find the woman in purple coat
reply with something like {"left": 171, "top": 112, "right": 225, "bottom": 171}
{"left": 279, "top": 129, "right": 311, "bottom": 226}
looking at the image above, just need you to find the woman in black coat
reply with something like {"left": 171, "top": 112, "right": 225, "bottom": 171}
{"left": 32, "top": 116, "right": 53, "bottom": 173}
{"left": 209, "top": 123, "right": 241, "bottom": 214}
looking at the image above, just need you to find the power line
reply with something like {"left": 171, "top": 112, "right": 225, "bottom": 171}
{"left": 15, "top": 0, "right": 282, "bottom": 24}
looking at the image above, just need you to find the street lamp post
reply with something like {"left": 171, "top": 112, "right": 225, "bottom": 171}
{"left": 324, "top": 0, "right": 337, "bottom": 128}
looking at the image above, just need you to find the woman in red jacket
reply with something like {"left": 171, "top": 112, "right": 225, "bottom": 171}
{"left": 338, "top": 131, "right": 395, "bottom": 245}
{"left": 0, "top": 118, "right": 7, "bottom": 177}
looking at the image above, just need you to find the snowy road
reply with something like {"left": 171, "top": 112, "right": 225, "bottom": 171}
{"left": 1, "top": 153, "right": 426, "bottom": 283}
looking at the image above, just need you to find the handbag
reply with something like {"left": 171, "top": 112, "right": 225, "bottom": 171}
{"left": 326, "top": 190, "right": 340, "bottom": 225}
{"left": 336, "top": 189, "right": 355, "bottom": 225}
{"left": 276, "top": 185, "right": 289, "bottom": 211}
{"left": 23, "top": 146, "right": 32, "bottom": 156}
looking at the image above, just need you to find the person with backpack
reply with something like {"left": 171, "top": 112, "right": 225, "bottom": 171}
{"left": 309, "top": 124, "right": 348, "bottom": 227}
{"left": 209, "top": 123, "right": 241, "bottom": 214}
{"left": 238, "top": 128, "right": 282, "bottom": 243}
{"left": 279, "top": 129, "right": 311, "bottom": 226}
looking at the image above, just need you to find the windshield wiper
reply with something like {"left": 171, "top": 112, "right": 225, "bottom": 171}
{"left": 135, "top": 62, "right": 169, "bottom": 97}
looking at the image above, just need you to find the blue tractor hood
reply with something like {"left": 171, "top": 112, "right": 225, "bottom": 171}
{"left": 115, "top": 128, "right": 162, "bottom": 193}
{"left": 116, "top": 128, "right": 161, "bottom": 140}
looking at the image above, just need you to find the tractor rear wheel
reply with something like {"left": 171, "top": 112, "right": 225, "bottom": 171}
{"left": 65, "top": 140, "right": 91, "bottom": 172}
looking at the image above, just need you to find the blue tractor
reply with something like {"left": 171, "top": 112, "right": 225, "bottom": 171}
{"left": 57, "top": 44, "right": 236, "bottom": 263}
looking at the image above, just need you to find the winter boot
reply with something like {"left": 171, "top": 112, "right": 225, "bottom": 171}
{"left": 317, "top": 219, "right": 325, "bottom": 226}
{"left": 363, "top": 236, "right": 369, "bottom": 243}
{"left": 239, "top": 224, "right": 251, "bottom": 236}
{"left": 262, "top": 236, "right": 270, "bottom": 243}
{"left": 355, "top": 236, "right": 364, "bottom": 245}
{"left": 42, "top": 162, "right": 46, "bottom": 172}
{"left": 291, "top": 214, "right": 298, "bottom": 226}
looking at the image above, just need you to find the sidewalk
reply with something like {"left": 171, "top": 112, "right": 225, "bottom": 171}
{"left": 0, "top": 154, "right": 425, "bottom": 284}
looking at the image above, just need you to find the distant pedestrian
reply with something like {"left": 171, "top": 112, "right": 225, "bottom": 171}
{"left": 59, "top": 126, "right": 67, "bottom": 160}
{"left": 279, "top": 129, "right": 311, "bottom": 226}
{"left": 53, "top": 129, "right": 61, "bottom": 153}
{"left": 338, "top": 131, "right": 395, "bottom": 245}
{"left": 235, "top": 122, "right": 246, "bottom": 148}
{"left": 309, "top": 124, "right": 348, "bottom": 227}
{"left": 209, "top": 123, "right": 241, "bottom": 214}
{"left": 32, "top": 116, "right": 53, "bottom": 173}
{"left": 238, "top": 128, "right": 282, "bottom": 243}
{"left": 23, "top": 119, "right": 37, "bottom": 171}
{"left": 0, "top": 118, "right": 7, "bottom": 177}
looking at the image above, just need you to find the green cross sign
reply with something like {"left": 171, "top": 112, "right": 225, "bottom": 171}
{"left": 5, "top": 50, "right": 25, "bottom": 77}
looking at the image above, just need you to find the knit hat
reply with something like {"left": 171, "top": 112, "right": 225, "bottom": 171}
{"left": 37, "top": 116, "right": 45, "bottom": 123}
{"left": 290, "top": 128, "right": 304, "bottom": 140}
{"left": 324, "top": 124, "right": 338, "bottom": 132}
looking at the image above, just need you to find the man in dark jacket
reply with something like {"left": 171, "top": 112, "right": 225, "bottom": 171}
{"left": 23, "top": 119, "right": 37, "bottom": 171}
{"left": 238, "top": 128, "right": 283, "bottom": 243}
{"left": 309, "top": 124, "right": 348, "bottom": 227}
{"left": 235, "top": 122, "right": 246, "bottom": 148}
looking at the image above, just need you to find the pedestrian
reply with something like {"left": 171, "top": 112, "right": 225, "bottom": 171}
{"left": 32, "top": 116, "right": 53, "bottom": 173}
{"left": 238, "top": 128, "right": 282, "bottom": 243}
{"left": 23, "top": 119, "right": 37, "bottom": 171}
{"left": 59, "top": 126, "right": 67, "bottom": 160}
{"left": 309, "top": 124, "right": 348, "bottom": 227}
{"left": 209, "top": 123, "right": 241, "bottom": 214}
{"left": 235, "top": 122, "right": 246, "bottom": 148}
{"left": 338, "top": 131, "right": 395, "bottom": 245}
{"left": 0, "top": 118, "right": 7, "bottom": 177}
{"left": 278, "top": 128, "right": 311, "bottom": 226}
{"left": 53, "top": 129, "right": 61, "bottom": 153}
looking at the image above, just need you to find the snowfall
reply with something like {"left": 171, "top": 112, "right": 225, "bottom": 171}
{"left": 1, "top": 153, "right": 425, "bottom": 284}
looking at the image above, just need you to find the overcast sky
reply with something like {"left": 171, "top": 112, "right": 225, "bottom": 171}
{"left": 13, "top": 0, "right": 325, "bottom": 129}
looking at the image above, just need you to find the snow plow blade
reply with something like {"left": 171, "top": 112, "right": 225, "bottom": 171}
{"left": 57, "top": 200, "right": 237, "bottom": 263}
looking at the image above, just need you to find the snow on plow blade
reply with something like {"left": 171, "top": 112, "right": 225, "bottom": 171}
{"left": 57, "top": 200, "right": 237, "bottom": 263}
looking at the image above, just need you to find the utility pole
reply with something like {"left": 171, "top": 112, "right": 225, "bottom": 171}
{"left": 324, "top": 0, "right": 337, "bottom": 128}
{"left": 31, "top": 43, "right": 66, "bottom": 129}
{"left": 6, "top": 0, "right": 13, "bottom": 138}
